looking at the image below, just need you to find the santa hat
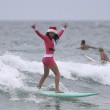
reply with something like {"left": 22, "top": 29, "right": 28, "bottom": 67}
{"left": 47, "top": 26, "right": 58, "bottom": 34}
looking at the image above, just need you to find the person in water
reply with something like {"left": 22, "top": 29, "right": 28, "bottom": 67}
{"left": 99, "top": 48, "right": 110, "bottom": 63}
{"left": 77, "top": 40, "right": 97, "bottom": 50}
{"left": 31, "top": 23, "right": 68, "bottom": 93}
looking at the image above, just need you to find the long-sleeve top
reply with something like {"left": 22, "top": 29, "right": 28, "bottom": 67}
{"left": 35, "top": 28, "right": 65, "bottom": 57}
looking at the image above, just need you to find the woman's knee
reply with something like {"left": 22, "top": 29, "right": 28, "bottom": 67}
{"left": 43, "top": 73, "right": 49, "bottom": 77}
{"left": 54, "top": 72, "right": 60, "bottom": 77}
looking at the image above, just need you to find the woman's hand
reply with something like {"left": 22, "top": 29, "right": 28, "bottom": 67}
{"left": 63, "top": 23, "right": 68, "bottom": 29}
{"left": 31, "top": 24, "right": 36, "bottom": 30}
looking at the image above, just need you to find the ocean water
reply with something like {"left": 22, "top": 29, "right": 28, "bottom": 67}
{"left": 0, "top": 21, "right": 110, "bottom": 110}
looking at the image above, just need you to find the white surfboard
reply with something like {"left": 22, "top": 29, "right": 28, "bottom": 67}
{"left": 85, "top": 55, "right": 110, "bottom": 65}
{"left": 85, "top": 55, "right": 96, "bottom": 62}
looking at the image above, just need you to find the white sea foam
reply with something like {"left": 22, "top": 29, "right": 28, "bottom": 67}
{"left": 0, "top": 53, "right": 110, "bottom": 93}
{"left": 0, "top": 58, "right": 24, "bottom": 88}
{"left": 57, "top": 61, "right": 110, "bottom": 85}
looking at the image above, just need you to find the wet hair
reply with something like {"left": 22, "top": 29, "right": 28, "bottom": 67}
{"left": 99, "top": 48, "right": 104, "bottom": 52}
{"left": 81, "top": 40, "right": 85, "bottom": 45}
{"left": 46, "top": 32, "right": 59, "bottom": 44}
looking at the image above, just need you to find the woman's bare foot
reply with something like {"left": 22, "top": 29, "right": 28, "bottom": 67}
{"left": 37, "top": 85, "right": 41, "bottom": 89}
{"left": 55, "top": 90, "right": 64, "bottom": 93}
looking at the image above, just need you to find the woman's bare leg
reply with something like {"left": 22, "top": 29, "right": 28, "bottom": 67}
{"left": 50, "top": 63, "right": 63, "bottom": 93}
{"left": 37, "top": 65, "right": 50, "bottom": 88}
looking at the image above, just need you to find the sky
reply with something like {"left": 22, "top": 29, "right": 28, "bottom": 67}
{"left": 0, "top": 0, "right": 110, "bottom": 21}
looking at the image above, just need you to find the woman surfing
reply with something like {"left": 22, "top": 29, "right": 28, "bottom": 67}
{"left": 31, "top": 23, "right": 68, "bottom": 93}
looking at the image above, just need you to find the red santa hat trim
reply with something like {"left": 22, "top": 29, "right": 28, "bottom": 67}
{"left": 47, "top": 26, "right": 58, "bottom": 34}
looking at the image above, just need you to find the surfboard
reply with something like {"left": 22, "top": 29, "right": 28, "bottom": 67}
{"left": 85, "top": 55, "right": 110, "bottom": 65}
{"left": 85, "top": 55, "right": 96, "bottom": 62}
{"left": 39, "top": 90, "right": 98, "bottom": 98}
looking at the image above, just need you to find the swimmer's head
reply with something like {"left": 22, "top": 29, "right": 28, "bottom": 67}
{"left": 81, "top": 40, "right": 85, "bottom": 45}
{"left": 99, "top": 48, "right": 104, "bottom": 52}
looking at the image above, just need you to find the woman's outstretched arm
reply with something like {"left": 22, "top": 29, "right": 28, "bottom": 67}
{"left": 31, "top": 24, "right": 46, "bottom": 40}
{"left": 58, "top": 23, "right": 68, "bottom": 37}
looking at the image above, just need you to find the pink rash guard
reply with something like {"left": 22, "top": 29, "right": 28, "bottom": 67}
{"left": 35, "top": 28, "right": 65, "bottom": 67}
{"left": 35, "top": 28, "right": 65, "bottom": 57}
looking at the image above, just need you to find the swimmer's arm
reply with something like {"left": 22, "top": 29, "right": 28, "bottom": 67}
{"left": 100, "top": 52, "right": 105, "bottom": 61}
{"left": 88, "top": 45, "right": 97, "bottom": 49}
{"left": 76, "top": 45, "right": 83, "bottom": 49}
{"left": 76, "top": 47, "right": 81, "bottom": 49}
